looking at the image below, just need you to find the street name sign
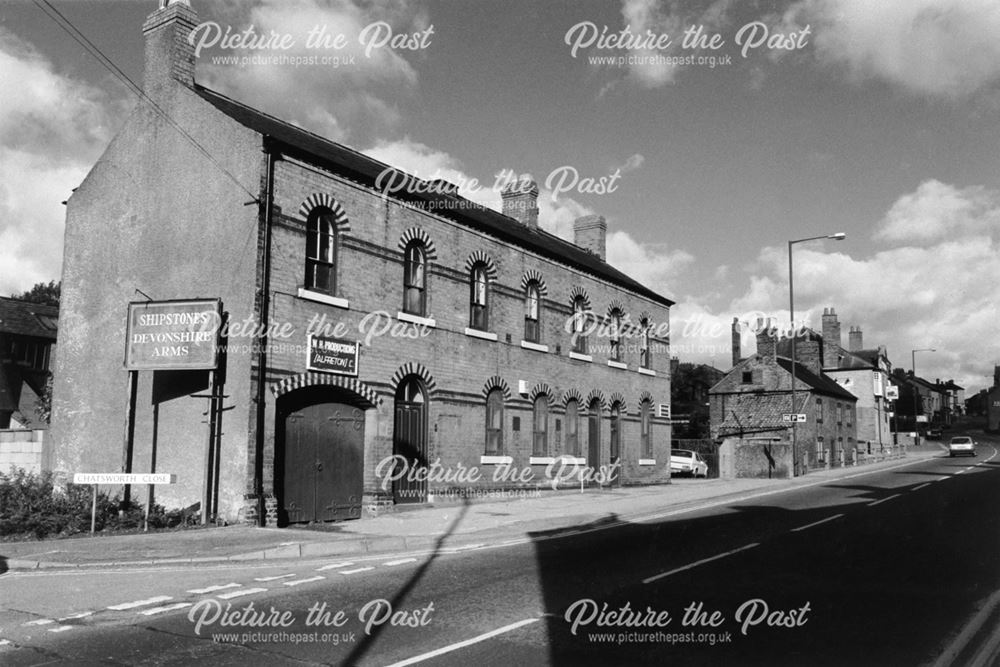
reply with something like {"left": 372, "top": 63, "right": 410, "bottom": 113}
{"left": 73, "top": 473, "right": 176, "bottom": 485}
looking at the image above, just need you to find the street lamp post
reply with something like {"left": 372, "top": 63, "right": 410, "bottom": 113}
{"left": 911, "top": 348, "right": 935, "bottom": 444}
{"left": 788, "top": 232, "right": 845, "bottom": 476}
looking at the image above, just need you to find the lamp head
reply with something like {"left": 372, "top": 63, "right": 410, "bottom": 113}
{"left": 828, "top": 233, "right": 846, "bottom": 241}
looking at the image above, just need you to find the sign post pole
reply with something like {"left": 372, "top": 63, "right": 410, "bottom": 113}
{"left": 91, "top": 484, "right": 98, "bottom": 535}
{"left": 120, "top": 370, "right": 138, "bottom": 512}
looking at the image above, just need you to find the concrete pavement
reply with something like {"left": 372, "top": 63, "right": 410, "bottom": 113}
{"left": 0, "top": 445, "right": 945, "bottom": 572}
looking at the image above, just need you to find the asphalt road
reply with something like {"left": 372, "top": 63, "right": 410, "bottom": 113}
{"left": 2, "top": 437, "right": 999, "bottom": 666}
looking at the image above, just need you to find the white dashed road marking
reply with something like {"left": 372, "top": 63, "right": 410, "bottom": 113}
{"left": 384, "top": 558, "right": 418, "bottom": 567}
{"left": 255, "top": 574, "right": 296, "bottom": 582}
{"left": 384, "top": 618, "right": 541, "bottom": 667}
{"left": 140, "top": 603, "right": 193, "bottom": 616}
{"left": 283, "top": 576, "right": 325, "bottom": 587}
{"left": 790, "top": 514, "right": 844, "bottom": 533}
{"left": 24, "top": 619, "right": 54, "bottom": 626}
{"left": 643, "top": 543, "right": 760, "bottom": 584}
{"left": 187, "top": 583, "right": 241, "bottom": 594}
{"left": 868, "top": 494, "right": 901, "bottom": 507}
{"left": 913, "top": 483, "right": 931, "bottom": 491}
{"left": 48, "top": 626, "right": 74, "bottom": 633}
{"left": 217, "top": 588, "right": 268, "bottom": 600}
{"left": 317, "top": 562, "right": 355, "bottom": 571}
{"left": 58, "top": 611, "right": 94, "bottom": 621}
{"left": 339, "top": 567, "right": 374, "bottom": 575}
{"left": 108, "top": 596, "right": 173, "bottom": 611}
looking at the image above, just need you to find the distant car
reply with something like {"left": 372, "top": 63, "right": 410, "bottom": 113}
{"left": 926, "top": 428, "right": 942, "bottom": 440}
{"left": 948, "top": 436, "right": 976, "bottom": 457}
{"left": 670, "top": 450, "right": 709, "bottom": 478}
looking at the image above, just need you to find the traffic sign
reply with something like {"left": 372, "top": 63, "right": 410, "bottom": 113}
{"left": 782, "top": 413, "right": 807, "bottom": 423}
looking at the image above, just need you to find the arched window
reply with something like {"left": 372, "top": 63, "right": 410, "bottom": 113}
{"left": 403, "top": 241, "right": 426, "bottom": 316}
{"left": 532, "top": 394, "right": 549, "bottom": 456}
{"left": 639, "top": 318, "right": 651, "bottom": 369}
{"left": 610, "top": 403, "right": 622, "bottom": 462}
{"left": 470, "top": 264, "right": 489, "bottom": 330}
{"left": 572, "top": 297, "right": 588, "bottom": 354}
{"left": 524, "top": 282, "right": 541, "bottom": 343}
{"left": 305, "top": 208, "right": 336, "bottom": 293}
{"left": 640, "top": 399, "right": 652, "bottom": 458}
{"left": 609, "top": 309, "right": 623, "bottom": 362}
{"left": 485, "top": 389, "right": 504, "bottom": 454}
{"left": 565, "top": 398, "right": 579, "bottom": 456}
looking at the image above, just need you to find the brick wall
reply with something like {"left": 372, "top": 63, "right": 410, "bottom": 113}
{"left": 0, "top": 430, "right": 45, "bottom": 475}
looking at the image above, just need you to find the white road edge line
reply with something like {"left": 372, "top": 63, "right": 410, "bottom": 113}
{"left": 339, "top": 567, "right": 374, "bottom": 575}
{"left": 107, "top": 596, "right": 173, "bottom": 611}
{"left": 384, "top": 558, "right": 418, "bottom": 567}
{"left": 217, "top": 588, "right": 269, "bottom": 600}
{"left": 790, "top": 514, "right": 844, "bottom": 533}
{"left": 912, "top": 483, "right": 931, "bottom": 491}
{"left": 867, "top": 494, "right": 902, "bottom": 507}
{"left": 384, "top": 618, "right": 541, "bottom": 667}
{"left": 140, "top": 603, "right": 192, "bottom": 616}
{"left": 283, "top": 576, "right": 325, "bottom": 587}
{"left": 643, "top": 543, "right": 760, "bottom": 585}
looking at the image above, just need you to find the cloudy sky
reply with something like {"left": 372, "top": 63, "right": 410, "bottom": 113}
{"left": 2, "top": 0, "right": 999, "bottom": 393}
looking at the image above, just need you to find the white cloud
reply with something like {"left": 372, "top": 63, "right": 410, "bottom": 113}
{"left": 725, "top": 180, "right": 1000, "bottom": 391}
{"left": 0, "top": 29, "right": 119, "bottom": 296}
{"left": 198, "top": 0, "right": 427, "bottom": 143}
{"left": 788, "top": 0, "right": 1000, "bottom": 98}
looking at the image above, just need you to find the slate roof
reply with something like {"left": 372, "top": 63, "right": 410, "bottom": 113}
{"left": 0, "top": 297, "right": 58, "bottom": 340}
{"left": 193, "top": 85, "right": 674, "bottom": 308}
{"left": 776, "top": 357, "right": 857, "bottom": 401}
{"left": 716, "top": 393, "right": 807, "bottom": 435}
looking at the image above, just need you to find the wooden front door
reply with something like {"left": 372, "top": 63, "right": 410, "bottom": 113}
{"left": 280, "top": 397, "right": 363, "bottom": 523}
{"left": 393, "top": 377, "right": 427, "bottom": 504}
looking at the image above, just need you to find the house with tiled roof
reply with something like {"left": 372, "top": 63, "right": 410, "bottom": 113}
{"left": 0, "top": 296, "right": 57, "bottom": 429}
{"left": 709, "top": 320, "right": 858, "bottom": 477}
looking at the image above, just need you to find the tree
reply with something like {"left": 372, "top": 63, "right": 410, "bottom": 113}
{"left": 13, "top": 280, "right": 60, "bottom": 306}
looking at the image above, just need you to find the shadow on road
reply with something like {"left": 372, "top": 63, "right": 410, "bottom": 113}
{"left": 340, "top": 497, "right": 471, "bottom": 666}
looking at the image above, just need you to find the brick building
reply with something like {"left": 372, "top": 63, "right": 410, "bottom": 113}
{"left": 710, "top": 321, "right": 858, "bottom": 476}
{"left": 0, "top": 297, "right": 57, "bottom": 430}
{"left": 49, "top": 0, "right": 674, "bottom": 525}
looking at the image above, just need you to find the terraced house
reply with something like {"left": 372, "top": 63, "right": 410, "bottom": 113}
{"left": 49, "top": 0, "right": 674, "bottom": 526}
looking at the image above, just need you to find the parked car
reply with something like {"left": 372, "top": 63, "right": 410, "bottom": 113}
{"left": 948, "top": 436, "right": 976, "bottom": 457}
{"left": 926, "top": 428, "right": 942, "bottom": 440}
{"left": 670, "top": 450, "right": 709, "bottom": 478}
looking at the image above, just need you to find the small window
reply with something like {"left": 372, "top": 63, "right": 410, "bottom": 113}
{"left": 609, "top": 403, "right": 622, "bottom": 462}
{"left": 403, "top": 241, "right": 426, "bottom": 316}
{"left": 533, "top": 395, "right": 549, "bottom": 456}
{"left": 639, "top": 319, "right": 652, "bottom": 369}
{"left": 741, "top": 371, "right": 753, "bottom": 384}
{"left": 609, "top": 310, "right": 623, "bottom": 362}
{"left": 485, "top": 388, "right": 503, "bottom": 454}
{"left": 305, "top": 208, "right": 337, "bottom": 293}
{"left": 640, "top": 399, "right": 652, "bottom": 459}
{"left": 524, "top": 282, "right": 541, "bottom": 343}
{"left": 572, "top": 297, "right": 588, "bottom": 354}
{"left": 470, "top": 264, "right": 489, "bottom": 331}
{"left": 565, "top": 398, "right": 579, "bottom": 456}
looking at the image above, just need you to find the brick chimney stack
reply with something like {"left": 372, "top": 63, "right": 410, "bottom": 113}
{"left": 500, "top": 178, "right": 539, "bottom": 229}
{"left": 848, "top": 326, "right": 863, "bottom": 352}
{"left": 573, "top": 215, "right": 607, "bottom": 260}
{"left": 731, "top": 317, "right": 741, "bottom": 368}
{"left": 798, "top": 334, "right": 823, "bottom": 377}
{"left": 821, "top": 307, "right": 841, "bottom": 369}
{"left": 142, "top": 0, "right": 197, "bottom": 100}
{"left": 755, "top": 317, "right": 776, "bottom": 361}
